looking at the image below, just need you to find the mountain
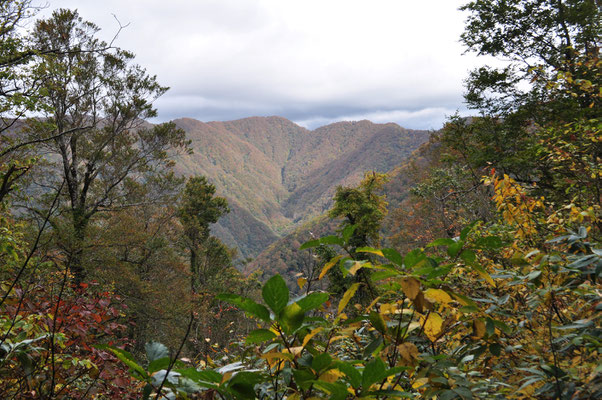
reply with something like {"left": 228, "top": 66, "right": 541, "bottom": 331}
{"left": 243, "top": 138, "right": 442, "bottom": 290}
{"left": 172, "top": 116, "right": 430, "bottom": 260}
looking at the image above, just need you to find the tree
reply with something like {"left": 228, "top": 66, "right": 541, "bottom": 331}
{"left": 328, "top": 172, "right": 388, "bottom": 302}
{"left": 177, "top": 176, "right": 230, "bottom": 293}
{"left": 461, "top": 0, "right": 600, "bottom": 120}
{"left": 24, "top": 9, "right": 189, "bottom": 282}
{"left": 329, "top": 172, "right": 388, "bottom": 256}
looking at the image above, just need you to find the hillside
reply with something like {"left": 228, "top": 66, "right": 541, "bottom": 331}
{"left": 244, "top": 138, "right": 440, "bottom": 285}
{"left": 172, "top": 116, "right": 430, "bottom": 260}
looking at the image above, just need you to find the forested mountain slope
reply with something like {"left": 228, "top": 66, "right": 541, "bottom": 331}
{"left": 172, "top": 116, "right": 430, "bottom": 259}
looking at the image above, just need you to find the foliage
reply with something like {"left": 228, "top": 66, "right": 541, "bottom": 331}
{"left": 22, "top": 9, "right": 189, "bottom": 282}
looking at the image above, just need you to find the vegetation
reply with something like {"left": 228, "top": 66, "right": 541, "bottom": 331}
{"left": 1, "top": 0, "right": 600, "bottom": 399}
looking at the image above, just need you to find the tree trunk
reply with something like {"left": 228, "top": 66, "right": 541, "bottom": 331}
{"left": 69, "top": 210, "right": 88, "bottom": 285}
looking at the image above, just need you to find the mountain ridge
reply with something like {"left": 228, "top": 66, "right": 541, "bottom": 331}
{"left": 171, "top": 116, "right": 431, "bottom": 260}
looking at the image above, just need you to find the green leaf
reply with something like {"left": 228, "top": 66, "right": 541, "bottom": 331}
{"left": 300, "top": 239, "right": 321, "bottom": 250}
{"left": 342, "top": 224, "right": 357, "bottom": 243}
{"left": 335, "top": 361, "right": 362, "bottom": 389}
{"left": 227, "top": 371, "right": 263, "bottom": 399}
{"left": 320, "top": 235, "right": 344, "bottom": 246}
{"left": 369, "top": 311, "right": 387, "bottom": 334}
{"left": 296, "top": 292, "right": 329, "bottom": 312}
{"left": 262, "top": 275, "right": 289, "bottom": 315}
{"left": 313, "top": 381, "right": 349, "bottom": 400}
{"left": 382, "top": 248, "right": 404, "bottom": 266}
{"left": 460, "top": 222, "right": 478, "bottom": 241}
{"left": 280, "top": 303, "right": 304, "bottom": 334}
{"left": 486, "top": 318, "right": 495, "bottom": 336}
{"left": 427, "top": 238, "right": 456, "bottom": 247}
{"left": 370, "top": 389, "right": 413, "bottom": 398}
{"left": 108, "top": 347, "right": 148, "bottom": 380}
{"left": 292, "top": 369, "right": 315, "bottom": 390}
{"left": 216, "top": 293, "right": 271, "bottom": 322}
{"left": 460, "top": 249, "right": 476, "bottom": 265}
{"left": 404, "top": 249, "right": 426, "bottom": 269}
{"left": 447, "top": 240, "right": 464, "bottom": 258}
{"left": 363, "top": 336, "right": 383, "bottom": 358}
{"left": 175, "top": 367, "right": 221, "bottom": 387}
{"left": 362, "top": 357, "right": 386, "bottom": 390}
{"left": 245, "top": 329, "right": 276, "bottom": 344}
{"left": 475, "top": 236, "right": 504, "bottom": 249}
{"left": 489, "top": 342, "right": 502, "bottom": 356}
{"left": 312, "top": 353, "right": 332, "bottom": 374}
{"left": 148, "top": 357, "right": 171, "bottom": 374}
{"left": 145, "top": 341, "right": 169, "bottom": 362}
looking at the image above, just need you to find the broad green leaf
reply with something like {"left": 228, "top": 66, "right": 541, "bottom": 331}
{"left": 299, "top": 239, "right": 321, "bottom": 250}
{"left": 369, "top": 311, "right": 387, "bottom": 334}
{"left": 107, "top": 346, "right": 148, "bottom": 380}
{"left": 460, "top": 222, "right": 478, "bottom": 240}
{"left": 447, "top": 240, "right": 464, "bottom": 258}
{"left": 320, "top": 235, "right": 344, "bottom": 246}
{"left": 262, "top": 275, "right": 289, "bottom": 315}
{"left": 460, "top": 249, "right": 476, "bottom": 264}
{"left": 148, "top": 357, "right": 171, "bottom": 374}
{"left": 297, "top": 292, "right": 329, "bottom": 312}
{"left": 404, "top": 249, "right": 426, "bottom": 268}
{"left": 313, "top": 381, "right": 348, "bottom": 400}
{"left": 335, "top": 361, "right": 362, "bottom": 389}
{"left": 216, "top": 293, "right": 271, "bottom": 322}
{"left": 382, "top": 248, "right": 404, "bottom": 266}
{"left": 312, "top": 353, "right": 332, "bottom": 373}
{"left": 342, "top": 224, "right": 357, "bottom": 243}
{"left": 227, "top": 371, "right": 263, "bottom": 399}
{"left": 245, "top": 329, "right": 276, "bottom": 344}
{"left": 292, "top": 369, "right": 315, "bottom": 390}
{"left": 362, "top": 357, "right": 386, "bottom": 389}
{"left": 280, "top": 302, "right": 304, "bottom": 334}
{"left": 145, "top": 341, "right": 169, "bottom": 362}
{"left": 475, "top": 236, "right": 504, "bottom": 249}
{"left": 427, "top": 238, "right": 456, "bottom": 247}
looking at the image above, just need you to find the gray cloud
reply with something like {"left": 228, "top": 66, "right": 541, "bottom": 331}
{"left": 40, "top": 0, "right": 482, "bottom": 130}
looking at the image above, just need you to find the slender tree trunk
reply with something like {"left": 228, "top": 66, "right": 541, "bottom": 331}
{"left": 69, "top": 209, "right": 88, "bottom": 284}
{"left": 190, "top": 247, "right": 199, "bottom": 293}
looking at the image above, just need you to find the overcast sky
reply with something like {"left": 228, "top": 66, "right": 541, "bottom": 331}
{"left": 37, "top": 0, "right": 485, "bottom": 130}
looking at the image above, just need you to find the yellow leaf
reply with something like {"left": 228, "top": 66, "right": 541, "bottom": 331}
{"left": 348, "top": 261, "right": 364, "bottom": 276}
{"left": 366, "top": 295, "right": 382, "bottom": 311}
{"left": 422, "top": 313, "right": 443, "bottom": 342}
{"left": 400, "top": 277, "right": 421, "bottom": 300}
{"left": 338, "top": 283, "right": 360, "bottom": 314}
{"left": 319, "top": 369, "right": 344, "bottom": 383}
{"left": 475, "top": 269, "right": 495, "bottom": 286}
{"left": 424, "top": 289, "right": 453, "bottom": 305}
{"left": 412, "top": 377, "right": 429, "bottom": 389}
{"left": 261, "top": 352, "right": 294, "bottom": 362}
{"left": 319, "top": 255, "right": 343, "bottom": 280}
{"left": 473, "top": 319, "right": 486, "bottom": 339}
{"left": 297, "top": 277, "right": 307, "bottom": 290}
{"left": 302, "top": 327, "right": 324, "bottom": 348}
{"left": 398, "top": 342, "right": 419, "bottom": 364}
{"left": 380, "top": 303, "right": 397, "bottom": 315}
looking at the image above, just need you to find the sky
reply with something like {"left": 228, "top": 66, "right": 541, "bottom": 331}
{"left": 36, "top": 0, "right": 486, "bottom": 130}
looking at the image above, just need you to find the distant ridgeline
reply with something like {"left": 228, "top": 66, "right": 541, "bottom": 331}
{"left": 170, "top": 116, "right": 431, "bottom": 262}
